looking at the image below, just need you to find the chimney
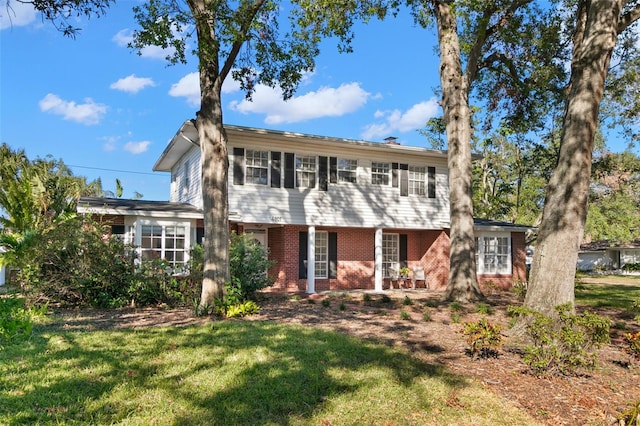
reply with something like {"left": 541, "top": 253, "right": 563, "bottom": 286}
{"left": 384, "top": 136, "right": 399, "bottom": 145}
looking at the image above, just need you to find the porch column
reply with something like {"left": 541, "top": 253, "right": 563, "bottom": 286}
{"left": 374, "top": 227, "right": 383, "bottom": 292}
{"left": 307, "top": 226, "right": 316, "bottom": 294}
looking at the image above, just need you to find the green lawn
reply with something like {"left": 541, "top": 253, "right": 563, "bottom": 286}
{"left": 576, "top": 274, "right": 640, "bottom": 312}
{"left": 1, "top": 320, "right": 539, "bottom": 425}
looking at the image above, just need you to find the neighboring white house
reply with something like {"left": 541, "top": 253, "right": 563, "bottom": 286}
{"left": 577, "top": 240, "right": 640, "bottom": 271}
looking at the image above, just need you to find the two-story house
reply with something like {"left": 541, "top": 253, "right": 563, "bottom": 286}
{"left": 78, "top": 119, "right": 530, "bottom": 293}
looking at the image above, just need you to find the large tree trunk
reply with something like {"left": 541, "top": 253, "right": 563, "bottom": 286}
{"left": 524, "top": 0, "right": 622, "bottom": 317}
{"left": 434, "top": 1, "right": 483, "bottom": 302}
{"left": 190, "top": 0, "right": 230, "bottom": 308}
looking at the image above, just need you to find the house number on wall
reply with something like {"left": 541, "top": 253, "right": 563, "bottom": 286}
{"left": 271, "top": 216, "right": 283, "bottom": 222}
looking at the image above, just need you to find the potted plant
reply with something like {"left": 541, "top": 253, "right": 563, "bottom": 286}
{"left": 399, "top": 267, "right": 411, "bottom": 279}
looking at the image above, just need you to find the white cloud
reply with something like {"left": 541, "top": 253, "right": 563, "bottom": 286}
{"left": 229, "top": 82, "right": 370, "bottom": 124}
{"left": 123, "top": 141, "right": 151, "bottom": 154}
{"left": 0, "top": 1, "right": 36, "bottom": 30}
{"left": 110, "top": 74, "right": 156, "bottom": 94}
{"left": 112, "top": 28, "right": 177, "bottom": 60}
{"left": 101, "top": 136, "right": 119, "bottom": 152}
{"left": 169, "top": 72, "right": 200, "bottom": 106}
{"left": 39, "top": 93, "right": 107, "bottom": 125}
{"left": 168, "top": 72, "right": 245, "bottom": 107}
{"left": 361, "top": 99, "right": 440, "bottom": 140}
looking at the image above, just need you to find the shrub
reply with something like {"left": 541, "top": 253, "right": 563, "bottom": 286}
{"left": 512, "top": 280, "right": 527, "bottom": 300}
{"left": 508, "top": 303, "right": 611, "bottom": 376}
{"left": 228, "top": 231, "right": 275, "bottom": 300}
{"left": 423, "top": 308, "right": 432, "bottom": 322}
{"left": 622, "top": 263, "right": 640, "bottom": 271}
{"left": 225, "top": 300, "right": 261, "bottom": 318}
{"left": 402, "top": 296, "right": 413, "bottom": 306}
{"left": 362, "top": 293, "right": 372, "bottom": 303}
{"left": 321, "top": 299, "right": 330, "bottom": 307}
{"left": 339, "top": 303, "right": 346, "bottom": 311}
{"left": 462, "top": 318, "right": 503, "bottom": 358}
{"left": 0, "top": 296, "right": 47, "bottom": 348}
{"left": 400, "top": 310, "right": 411, "bottom": 320}
{"left": 475, "top": 302, "right": 494, "bottom": 315}
{"left": 623, "top": 332, "right": 640, "bottom": 361}
{"left": 449, "top": 301, "right": 463, "bottom": 312}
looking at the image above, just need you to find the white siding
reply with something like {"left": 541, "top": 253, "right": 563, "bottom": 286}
{"left": 170, "top": 147, "right": 201, "bottom": 206}
{"left": 171, "top": 130, "right": 450, "bottom": 229}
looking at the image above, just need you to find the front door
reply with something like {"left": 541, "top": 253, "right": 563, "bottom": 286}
{"left": 246, "top": 229, "right": 267, "bottom": 247}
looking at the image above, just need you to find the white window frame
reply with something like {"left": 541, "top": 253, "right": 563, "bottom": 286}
{"left": 408, "top": 165, "right": 426, "bottom": 196}
{"left": 245, "top": 149, "right": 269, "bottom": 185}
{"left": 315, "top": 231, "right": 328, "bottom": 279}
{"left": 621, "top": 249, "right": 640, "bottom": 265}
{"left": 371, "top": 162, "right": 391, "bottom": 186}
{"left": 133, "top": 219, "right": 191, "bottom": 270}
{"left": 382, "top": 233, "right": 399, "bottom": 278}
{"left": 476, "top": 233, "right": 512, "bottom": 275}
{"left": 296, "top": 155, "right": 317, "bottom": 188}
{"left": 337, "top": 158, "right": 358, "bottom": 183}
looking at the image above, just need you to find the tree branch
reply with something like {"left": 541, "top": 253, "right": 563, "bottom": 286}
{"left": 617, "top": 4, "right": 640, "bottom": 34}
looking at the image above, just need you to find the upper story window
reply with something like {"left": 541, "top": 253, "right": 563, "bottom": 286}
{"left": 296, "top": 155, "right": 316, "bottom": 188}
{"left": 371, "top": 162, "right": 390, "bottom": 185}
{"left": 245, "top": 150, "right": 269, "bottom": 185}
{"left": 476, "top": 234, "right": 511, "bottom": 274}
{"left": 337, "top": 158, "right": 357, "bottom": 183}
{"left": 409, "top": 166, "right": 426, "bottom": 195}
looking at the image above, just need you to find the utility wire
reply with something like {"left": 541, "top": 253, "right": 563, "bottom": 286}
{"left": 68, "top": 164, "right": 165, "bottom": 176}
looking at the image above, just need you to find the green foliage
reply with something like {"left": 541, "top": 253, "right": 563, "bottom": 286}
{"left": 462, "top": 318, "right": 503, "bottom": 359}
{"left": 422, "top": 309, "right": 432, "bottom": 322}
{"left": 339, "top": 302, "right": 346, "bottom": 311}
{"left": 362, "top": 293, "right": 372, "bottom": 303}
{"left": 617, "top": 400, "right": 640, "bottom": 426}
{"left": 228, "top": 231, "right": 275, "bottom": 301}
{"left": 0, "top": 296, "right": 46, "bottom": 348}
{"left": 380, "top": 295, "right": 392, "bottom": 304}
{"left": 321, "top": 299, "right": 330, "bottom": 308}
{"left": 623, "top": 332, "right": 640, "bottom": 361}
{"left": 448, "top": 301, "right": 463, "bottom": 312}
{"left": 400, "top": 310, "right": 411, "bottom": 321}
{"left": 475, "top": 302, "right": 494, "bottom": 315}
{"left": 451, "top": 313, "right": 461, "bottom": 324}
{"left": 509, "top": 304, "right": 611, "bottom": 376}
{"left": 623, "top": 263, "right": 640, "bottom": 272}
{"left": 512, "top": 280, "right": 527, "bottom": 301}
{"left": 225, "top": 301, "right": 261, "bottom": 318}
{"left": 402, "top": 296, "right": 413, "bottom": 306}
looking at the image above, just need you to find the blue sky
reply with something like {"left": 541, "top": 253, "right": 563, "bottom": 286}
{"left": 0, "top": 2, "right": 635, "bottom": 201}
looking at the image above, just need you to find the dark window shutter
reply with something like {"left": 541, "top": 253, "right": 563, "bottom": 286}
{"left": 400, "top": 234, "right": 408, "bottom": 268}
{"left": 329, "top": 157, "right": 337, "bottom": 184}
{"left": 319, "top": 156, "right": 328, "bottom": 191}
{"left": 392, "top": 162, "right": 399, "bottom": 187}
{"left": 233, "top": 148, "right": 244, "bottom": 185}
{"left": 196, "top": 227, "right": 204, "bottom": 244}
{"left": 271, "top": 151, "right": 281, "bottom": 188}
{"left": 284, "top": 153, "right": 295, "bottom": 188}
{"left": 400, "top": 164, "right": 408, "bottom": 196}
{"left": 299, "top": 232, "right": 308, "bottom": 279}
{"left": 328, "top": 232, "right": 337, "bottom": 279}
{"left": 111, "top": 225, "right": 125, "bottom": 235}
{"left": 428, "top": 166, "right": 436, "bottom": 198}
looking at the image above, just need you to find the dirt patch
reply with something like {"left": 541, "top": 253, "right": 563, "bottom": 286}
{"left": 50, "top": 290, "right": 640, "bottom": 426}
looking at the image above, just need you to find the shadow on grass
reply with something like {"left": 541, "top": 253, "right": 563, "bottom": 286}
{"left": 1, "top": 320, "right": 468, "bottom": 425}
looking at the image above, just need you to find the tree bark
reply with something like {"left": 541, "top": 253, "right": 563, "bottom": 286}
{"left": 524, "top": 0, "right": 623, "bottom": 317}
{"left": 434, "top": 1, "right": 483, "bottom": 302}
{"left": 190, "top": 0, "right": 230, "bottom": 307}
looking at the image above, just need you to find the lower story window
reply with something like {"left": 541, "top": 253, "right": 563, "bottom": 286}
{"left": 476, "top": 234, "right": 511, "bottom": 274}
{"left": 140, "top": 223, "right": 187, "bottom": 268}
{"left": 382, "top": 233, "right": 399, "bottom": 278}
{"left": 315, "top": 231, "right": 328, "bottom": 279}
